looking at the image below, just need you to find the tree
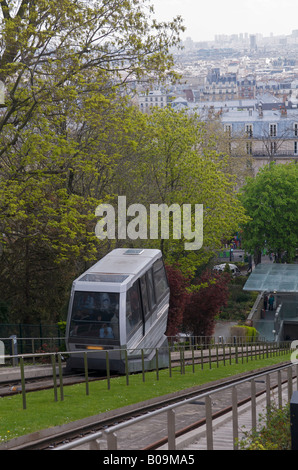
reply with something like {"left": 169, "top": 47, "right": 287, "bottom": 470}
{"left": 0, "top": 0, "right": 185, "bottom": 322}
{"left": 0, "top": 0, "right": 183, "bottom": 146}
{"left": 115, "top": 107, "right": 248, "bottom": 275}
{"left": 200, "top": 111, "right": 254, "bottom": 188}
{"left": 165, "top": 264, "right": 191, "bottom": 337}
{"left": 183, "top": 270, "right": 230, "bottom": 338}
{"left": 239, "top": 162, "right": 298, "bottom": 263}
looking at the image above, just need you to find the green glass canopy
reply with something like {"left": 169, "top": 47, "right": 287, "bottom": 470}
{"left": 243, "top": 264, "right": 298, "bottom": 293}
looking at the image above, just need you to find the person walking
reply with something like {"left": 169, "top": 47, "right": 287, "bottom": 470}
{"left": 269, "top": 294, "right": 274, "bottom": 311}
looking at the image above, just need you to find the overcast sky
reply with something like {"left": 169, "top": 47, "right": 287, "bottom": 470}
{"left": 151, "top": 0, "right": 298, "bottom": 42}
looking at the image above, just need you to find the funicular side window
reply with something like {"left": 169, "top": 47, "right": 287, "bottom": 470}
{"left": 126, "top": 281, "right": 143, "bottom": 338}
{"left": 146, "top": 268, "right": 156, "bottom": 310}
{"left": 140, "top": 275, "right": 150, "bottom": 318}
{"left": 153, "top": 258, "right": 168, "bottom": 302}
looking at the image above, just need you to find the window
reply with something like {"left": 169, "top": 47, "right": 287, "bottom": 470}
{"left": 246, "top": 142, "right": 252, "bottom": 155}
{"left": 126, "top": 282, "right": 142, "bottom": 338}
{"left": 295, "top": 142, "right": 298, "bottom": 155}
{"left": 140, "top": 275, "right": 150, "bottom": 318}
{"left": 245, "top": 124, "right": 253, "bottom": 137}
{"left": 224, "top": 124, "right": 232, "bottom": 135}
{"left": 146, "top": 268, "right": 156, "bottom": 310}
{"left": 269, "top": 123, "right": 277, "bottom": 137}
{"left": 153, "top": 259, "right": 168, "bottom": 303}
{"left": 270, "top": 142, "right": 277, "bottom": 154}
{"left": 294, "top": 123, "right": 298, "bottom": 137}
{"left": 70, "top": 291, "right": 119, "bottom": 341}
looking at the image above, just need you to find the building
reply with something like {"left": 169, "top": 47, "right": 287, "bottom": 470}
{"left": 138, "top": 90, "right": 167, "bottom": 112}
{"left": 221, "top": 105, "right": 298, "bottom": 172}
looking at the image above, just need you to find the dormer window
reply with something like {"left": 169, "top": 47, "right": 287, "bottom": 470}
{"left": 245, "top": 124, "right": 253, "bottom": 137}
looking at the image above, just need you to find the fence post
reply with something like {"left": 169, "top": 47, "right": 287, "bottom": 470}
{"left": 58, "top": 353, "right": 64, "bottom": 401}
{"left": 168, "top": 346, "right": 172, "bottom": 378}
{"left": 84, "top": 352, "right": 89, "bottom": 396}
{"left": 205, "top": 395, "right": 213, "bottom": 450}
{"left": 107, "top": 432, "right": 118, "bottom": 450}
{"left": 266, "top": 374, "right": 271, "bottom": 419}
{"left": 278, "top": 369, "right": 282, "bottom": 409}
{"left": 208, "top": 344, "right": 211, "bottom": 369}
{"left": 232, "top": 386, "right": 238, "bottom": 450}
{"left": 141, "top": 349, "right": 145, "bottom": 382}
{"left": 191, "top": 346, "right": 195, "bottom": 373}
{"left": 290, "top": 391, "right": 298, "bottom": 450}
{"left": 167, "top": 409, "right": 176, "bottom": 450}
{"left": 9, "top": 335, "right": 18, "bottom": 366}
{"left": 106, "top": 351, "right": 110, "bottom": 390}
{"left": 251, "top": 379, "right": 256, "bottom": 430}
{"left": 51, "top": 354, "right": 58, "bottom": 402}
{"left": 20, "top": 357, "right": 26, "bottom": 410}
{"left": 125, "top": 350, "right": 129, "bottom": 386}
{"left": 288, "top": 366, "right": 293, "bottom": 403}
{"left": 201, "top": 345, "right": 204, "bottom": 370}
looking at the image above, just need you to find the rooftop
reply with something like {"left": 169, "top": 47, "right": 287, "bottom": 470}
{"left": 243, "top": 264, "right": 298, "bottom": 293}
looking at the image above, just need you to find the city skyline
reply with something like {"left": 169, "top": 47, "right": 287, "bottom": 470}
{"left": 151, "top": 0, "right": 298, "bottom": 42}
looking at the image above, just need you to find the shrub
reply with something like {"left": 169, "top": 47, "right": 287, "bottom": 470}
{"left": 230, "top": 325, "right": 258, "bottom": 342}
{"left": 239, "top": 404, "right": 291, "bottom": 450}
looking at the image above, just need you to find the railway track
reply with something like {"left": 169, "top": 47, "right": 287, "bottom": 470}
{"left": 2, "top": 361, "right": 293, "bottom": 450}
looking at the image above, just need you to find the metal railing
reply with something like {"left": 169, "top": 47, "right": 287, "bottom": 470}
{"left": 0, "top": 341, "right": 292, "bottom": 412}
{"left": 0, "top": 334, "right": 270, "bottom": 362}
{"left": 54, "top": 362, "right": 298, "bottom": 451}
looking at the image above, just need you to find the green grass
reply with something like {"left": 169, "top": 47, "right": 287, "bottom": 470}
{"left": 0, "top": 353, "right": 292, "bottom": 443}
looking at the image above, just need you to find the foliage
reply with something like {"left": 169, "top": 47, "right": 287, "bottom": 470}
{"left": 0, "top": 0, "right": 184, "bottom": 322}
{"left": 230, "top": 325, "right": 258, "bottom": 341}
{"left": 239, "top": 162, "right": 298, "bottom": 263}
{"left": 183, "top": 270, "right": 230, "bottom": 336}
{"left": 0, "top": 2, "right": 249, "bottom": 325}
{"left": 239, "top": 403, "right": 291, "bottom": 450}
{"left": 57, "top": 321, "right": 67, "bottom": 334}
{"left": 116, "top": 107, "right": 248, "bottom": 276}
{"left": 165, "top": 264, "right": 191, "bottom": 336}
{"left": 219, "top": 276, "right": 258, "bottom": 321}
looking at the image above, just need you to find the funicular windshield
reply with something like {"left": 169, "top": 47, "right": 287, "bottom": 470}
{"left": 69, "top": 291, "right": 119, "bottom": 342}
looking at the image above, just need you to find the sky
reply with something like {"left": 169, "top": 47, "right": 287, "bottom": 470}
{"left": 151, "top": 0, "right": 298, "bottom": 42}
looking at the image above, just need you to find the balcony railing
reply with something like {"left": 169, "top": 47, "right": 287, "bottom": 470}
{"left": 252, "top": 150, "right": 298, "bottom": 157}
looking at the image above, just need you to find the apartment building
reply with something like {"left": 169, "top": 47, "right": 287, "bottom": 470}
{"left": 138, "top": 90, "right": 167, "bottom": 112}
{"left": 221, "top": 105, "right": 298, "bottom": 172}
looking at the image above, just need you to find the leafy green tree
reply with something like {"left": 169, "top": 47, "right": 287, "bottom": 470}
{"left": 115, "top": 107, "right": 248, "bottom": 275}
{"left": 0, "top": 0, "right": 184, "bottom": 322}
{"left": 239, "top": 162, "right": 298, "bottom": 263}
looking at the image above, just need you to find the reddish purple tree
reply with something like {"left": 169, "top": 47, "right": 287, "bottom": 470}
{"left": 183, "top": 270, "right": 230, "bottom": 337}
{"left": 165, "top": 264, "right": 191, "bottom": 337}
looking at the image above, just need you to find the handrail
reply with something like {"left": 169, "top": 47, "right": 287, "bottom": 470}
{"left": 54, "top": 362, "right": 296, "bottom": 451}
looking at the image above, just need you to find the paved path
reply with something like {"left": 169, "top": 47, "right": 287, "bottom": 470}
{"left": 166, "top": 383, "right": 290, "bottom": 451}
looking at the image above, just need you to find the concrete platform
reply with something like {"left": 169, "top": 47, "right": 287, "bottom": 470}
{"left": 0, "top": 364, "right": 63, "bottom": 382}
